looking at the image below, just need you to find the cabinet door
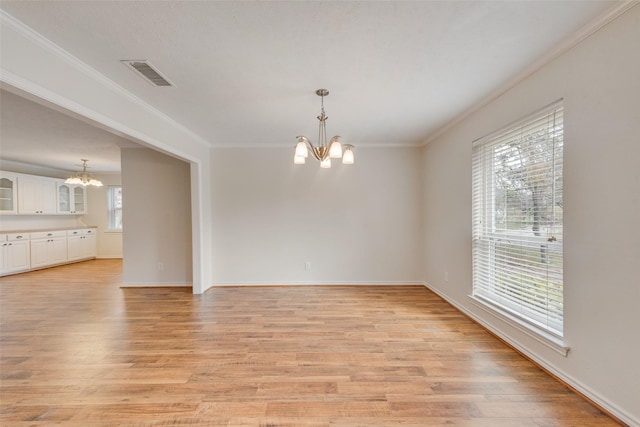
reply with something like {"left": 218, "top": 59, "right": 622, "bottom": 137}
{"left": 0, "top": 173, "right": 18, "bottom": 214}
{"left": 5, "top": 241, "right": 30, "bottom": 274}
{"left": 73, "top": 186, "right": 86, "bottom": 214}
{"left": 18, "top": 177, "right": 40, "bottom": 214}
{"left": 57, "top": 183, "right": 72, "bottom": 213}
{"left": 18, "top": 176, "right": 57, "bottom": 214}
{"left": 0, "top": 242, "right": 6, "bottom": 274}
{"left": 30, "top": 239, "right": 50, "bottom": 268}
{"left": 67, "top": 235, "right": 84, "bottom": 261}
{"left": 50, "top": 237, "right": 68, "bottom": 264}
{"left": 40, "top": 180, "right": 57, "bottom": 214}
{"left": 83, "top": 234, "right": 97, "bottom": 258}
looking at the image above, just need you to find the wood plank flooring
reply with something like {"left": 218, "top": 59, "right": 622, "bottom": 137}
{"left": 0, "top": 260, "right": 620, "bottom": 426}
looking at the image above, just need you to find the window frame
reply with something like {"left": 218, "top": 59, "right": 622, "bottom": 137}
{"left": 107, "top": 185, "right": 123, "bottom": 232}
{"left": 471, "top": 100, "right": 567, "bottom": 354}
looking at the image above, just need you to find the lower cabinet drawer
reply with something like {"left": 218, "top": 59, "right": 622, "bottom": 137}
{"left": 6, "top": 233, "right": 28, "bottom": 242}
{"left": 30, "top": 230, "right": 66, "bottom": 240}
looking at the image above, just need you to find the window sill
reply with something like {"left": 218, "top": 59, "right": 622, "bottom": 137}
{"left": 468, "top": 294, "right": 570, "bottom": 357}
{"left": 105, "top": 230, "right": 122, "bottom": 234}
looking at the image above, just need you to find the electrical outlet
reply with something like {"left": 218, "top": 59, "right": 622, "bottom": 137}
{"left": 158, "top": 262, "right": 164, "bottom": 271}
{"left": 444, "top": 271, "right": 449, "bottom": 282}
{"left": 305, "top": 261, "right": 311, "bottom": 271}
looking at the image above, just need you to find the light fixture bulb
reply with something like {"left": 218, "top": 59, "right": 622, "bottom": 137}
{"left": 295, "top": 140, "right": 308, "bottom": 158}
{"left": 342, "top": 147, "right": 355, "bottom": 165}
{"left": 65, "top": 177, "right": 81, "bottom": 185}
{"left": 320, "top": 157, "right": 331, "bottom": 168}
{"left": 329, "top": 138, "right": 343, "bottom": 158}
{"left": 294, "top": 155, "right": 306, "bottom": 165}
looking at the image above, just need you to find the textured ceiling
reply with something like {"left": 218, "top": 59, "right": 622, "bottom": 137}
{"left": 0, "top": 0, "right": 621, "bottom": 170}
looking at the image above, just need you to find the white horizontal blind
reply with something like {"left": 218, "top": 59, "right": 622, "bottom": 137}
{"left": 108, "top": 186, "right": 123, "bottom": 231}
{"left": 472, "top": 102, "right": 564, "bottom": 336}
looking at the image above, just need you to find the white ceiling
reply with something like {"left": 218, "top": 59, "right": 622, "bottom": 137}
{"left": 0, "top": 0, "right": 621, "bottom": 171}
{"left": 0, "top": 89, "right": 134, "bottom": 172}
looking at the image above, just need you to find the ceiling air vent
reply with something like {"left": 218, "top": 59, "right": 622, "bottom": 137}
{"left": 121, "top": 60, "right": 174, "bottom": 87}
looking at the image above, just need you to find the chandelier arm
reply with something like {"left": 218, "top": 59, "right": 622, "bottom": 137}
{"left": 310, "top": 145, "right": 323, "bottom": 161}
{"left": 297, "top": 136, "right": 323, "bottom": 161}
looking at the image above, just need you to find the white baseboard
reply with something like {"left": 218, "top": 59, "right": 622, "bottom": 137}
{"left": 423, "top": 281, "right": 638, "bottom": 427}
{"left": 121, "top": 282, "right": 191, "bottom": 287}
{"left": 209, "top": 281, "right": 425, "bottom": 287}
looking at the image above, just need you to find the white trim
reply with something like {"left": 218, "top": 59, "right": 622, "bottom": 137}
{"left": 211, "top": 142, "right": 423, "bottom": 149}
{"left": 0, "top": 10, "right": 210, "bottom": 148}
{"left": 210, "top": 281, "right": 425, "bottom": 287}
{"left": 121, "top": 282, "right": 192, "bottom": 288}
{"left": 471, "top": 98, "right": 563, "bottom": 146}
{"left": 468, "top": 294, "right": 568, "bottom": 356}
{"left": 423, "top": 1, "right": 639, "bottom": 146}
{"left": 423, "top": 282, "right": 638, "bottom": 427}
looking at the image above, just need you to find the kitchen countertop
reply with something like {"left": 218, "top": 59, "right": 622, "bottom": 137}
{"left": 0, "top": 226, "right": 98, "bottom": 234}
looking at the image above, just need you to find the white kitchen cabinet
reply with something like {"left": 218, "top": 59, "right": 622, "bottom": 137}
{"left": 30, "top": 231, "right": 67, "bottom": 269}
{"left": 0, "top": 233, "right": 31, "bottom": 275}
{"left": 67, "top": 228, "right": 97, "bottom": 261}
{"left": 0, "top": 172, "right": 18, "bottom": 214}
{"left": 18, "top": 175, "right": 57, "bottom": 214}
{"left": 57, "top": 183, "right": 87, "bottom": 214}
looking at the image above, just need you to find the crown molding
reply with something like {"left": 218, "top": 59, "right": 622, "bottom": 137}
{"left": 0, "top": 9, "right": 211, "bottom": 149}
{"left": 211, "top": 142, "right": 423, "bottom": 149}
{"left": 422, "top": 1, "right": 639, "bottom": 146}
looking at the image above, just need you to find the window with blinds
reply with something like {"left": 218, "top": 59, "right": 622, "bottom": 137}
{"left": 108, "top": 186, "right": 123, "bottom": 231}
{"left": 472, "top": 101, "right": 564, "bottom": 337}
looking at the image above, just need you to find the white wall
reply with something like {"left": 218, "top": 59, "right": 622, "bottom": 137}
{"left": 211, "top": 147, "right": 423, "bottom": 285}
{"left": 0, "top": 213, "right": 84, "bottom": 232}
{"left": 121, "top": 147, "right": 192, "bottom": 286}
{"left": 422, "top": 6, "right": 640, "bottom": 425}
{"left": 84, "top": 173, "right": 122, "bottom": 258}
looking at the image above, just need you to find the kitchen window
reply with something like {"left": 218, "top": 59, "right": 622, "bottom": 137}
{"left": 107, "top": 186, "right": 123, "bottom": 231}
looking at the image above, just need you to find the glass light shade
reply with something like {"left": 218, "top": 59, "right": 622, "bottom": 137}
{"left": 320, "top": 157, "right": 331, "bottom": 168}
{"left": 342, "top": 147, "right": 355, "bottom": 164}
{"left": 295, "top": 141, "right": 308, "bottom": 158}
{"left": 89, "top": 179, "right": 104, "bottom": 187}
{"left": 65, "top": 177, "right": 82, "bottom": 185}
{"left": 329, "top": 139, "right": 343, "bottom": 158}
{"left": 294, "top": 155, "right": 306, "bottom": 165}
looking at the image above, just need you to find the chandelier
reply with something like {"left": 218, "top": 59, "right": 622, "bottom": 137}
{"left": 65, "top": 159, "right": 103, "bottom": 187}
{"left": 294, "top": 89, "right": 354, "bottom": 168}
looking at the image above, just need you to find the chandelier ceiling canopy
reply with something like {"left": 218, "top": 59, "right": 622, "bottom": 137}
{"left": 294, "top": 89, "right": 354, "bottom": 168}
{"left": 65, "top": 159, "right": 103, "bottom": 187}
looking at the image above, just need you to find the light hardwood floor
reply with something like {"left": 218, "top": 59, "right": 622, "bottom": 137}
{"left": 0, "top": 259, "right": 621, "bottom": 426}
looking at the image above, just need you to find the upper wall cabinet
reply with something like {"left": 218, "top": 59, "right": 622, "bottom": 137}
{"left": 57, "top": 182, "right": 87, "bottom": 215}
{"left": 0, "top": 172, "right": 18, "bottom": 215}
{"left": 17, "top": 175, "right": 57, "bottom": 215}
